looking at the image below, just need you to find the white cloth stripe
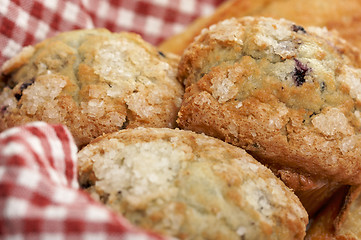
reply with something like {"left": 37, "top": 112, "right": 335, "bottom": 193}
{"left": 171, "top": 23, "right": 185, "bottom": 34}
{"left": 85, "top": 205, "right": 110, "bottom": 222}
{"left": 0, "top": 0, "right": 10, "bottom": 15}
{"left": 200, "top": 2, "right": 216, "bottom": 16}
{"left": 4, "top": 197, "right": 29, "bottom": 218}
{"left": 34, "top": 20, "right": 51, "bottom": 40}
{"left": 42, "top": 125, "right": 67, "bottom": 184}
{"left": 80, "top": 0, "right": 90, "bottom": 8}
{"left": 15, "top": 8, "right": 30, "bottom": 30}
{"left": 83, "top": 15, "right": 95, "bottom": 29}
{"left": 96, "top": 1, "right": 110, "bottom": 19}
{"left": 152, "top": 0, "right": 170, "bottom": 7}
{"left": 82, "top": 233, "right": 107, "bottom": 240}
{"left": 22, "top": 122, "right": 68, "bottom": 186}
{"left": 44, "top": 205, "right": 68, "bottom": 220}
{"left": 42, "top": 0, "right": 59, "bottom": 11}
{"left": 2, "top": 142, "right": 27, "bottom": 157}
{"left": 63, "top": 1, "right": 81, "bottom": 22}
{"left": 2, "top": 39, "right": 23, "bottom": 61}
{"left": 52, "top": 186, "right": 77, "bottom": 204}
{"left": 0, "top": 125, "right": 22, "bottom": 139}
{"left": 0, "top": 143, "right": 40, "bottom": 172}
{"left": 116, "top": 8, "right": 135, "bottom": 29}
{"left": 179, "top": 0, "right": 196, "bottom": 14}
{"left": 16, "top": 168, "right": 41, "bottom": 190}
{"left": 144, "top": 16, "right": 163, "bottom": 36}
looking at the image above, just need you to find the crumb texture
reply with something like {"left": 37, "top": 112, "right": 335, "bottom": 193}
{"left": 0, "top": 29, "right": 184, "bottom": 147}
{"left": 177, "top": 16, "right": 361, "bottom": 187}
{"left": 78, "top": 127, "right": 308, "bottom": 240}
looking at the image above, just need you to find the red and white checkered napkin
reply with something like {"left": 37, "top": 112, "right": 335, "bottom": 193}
{"left": 0, "top": 0, "right": 225, "bottom": 67}
{"left": 0, "top": 122, "right": 167, "bottom": 239}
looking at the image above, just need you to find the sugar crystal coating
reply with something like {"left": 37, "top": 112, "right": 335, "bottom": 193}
{"left": 177, "top": 16, "right": 361, "bottom": 190}
{"left": 0, "top": 29, "right": 184, "bottom": 147}
{"left": 78, "top": 127, "right": 308, "bottom": 240}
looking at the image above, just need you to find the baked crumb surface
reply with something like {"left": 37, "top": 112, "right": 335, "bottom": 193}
{"left": 177, "top": 17, "right": 361, "bottom": 186}
{"left": 0, "top": 29, "right": 184, "bottom": 147}
{"left": 78, "top": 127, "right": 308, "bottom": 240}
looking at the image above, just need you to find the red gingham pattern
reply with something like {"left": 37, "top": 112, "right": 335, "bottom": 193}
{"left": 0, "top": 122, "right": 167, "bottom": 239}
{"left": 0, "top": 0, "right": 225, "bottom": 67}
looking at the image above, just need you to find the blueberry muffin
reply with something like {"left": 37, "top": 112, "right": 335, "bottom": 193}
{"left": 0, "top": 29, "right": 184, "bottom": 147}
{"left": 177, "top": 17, "right": 361, "bottom": 214}
{"left": 78, "top": 127, "right": 308, "bottom": 240}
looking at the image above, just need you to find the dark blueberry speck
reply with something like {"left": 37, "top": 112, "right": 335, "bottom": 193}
{"left": 1, "top": 106, "right": 8, "bottom": 114}
{"left": 309, "top": 112, "right": 317, "bottom": 118}
{"left": 292, "top": 24, "right": 307, "bottom": 34}
{"left": 158, "top": 51, "right": 166, "bottom": 57}
{"left": 320, "top": 82, "right": 326, "bottom": 92}
{"left": 293, "top": 59, "right": 309, "bottom": 86}
{"left": 14, "top": 78, "right": 35, "bottom": 101}
{"left": 1, "top": 73, "right": 15, "bottom": 89}
{"left": 20, "top": 78, "right": 35, "bottom": 91}
{"left": 80, "top": 180, "right": 92, "bottom": 189}
{"left": 14, "top": 93, "right": 22, "bottom": 101}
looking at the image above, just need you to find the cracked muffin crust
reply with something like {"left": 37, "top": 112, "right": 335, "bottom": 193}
{"left": 0, "top": 29, "right": 184, "bottom": 147}
{"left": 78, "top": 127, "right": 308, "bottom": 240}
{"left": 177, "top": 17, "right": 361, "bottom": 207}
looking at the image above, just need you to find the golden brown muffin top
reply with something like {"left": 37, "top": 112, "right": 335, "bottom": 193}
{"left": 0, "top": 29, "right": 184, "bottom": 147}
{"left": 177, "top": 17, "right": 361, "bottom": 186}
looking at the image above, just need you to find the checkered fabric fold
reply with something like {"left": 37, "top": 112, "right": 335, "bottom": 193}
{"left": 0, "top": 0, "right": 225, "bottom": 67}
{"left": 0, "top": 122, "right": 167, "bottom": 239}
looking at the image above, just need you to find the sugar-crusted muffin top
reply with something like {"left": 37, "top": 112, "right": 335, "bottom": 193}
{"left": 176, "top": 17, "right": 361, "bottom": 188}
{"left": 0, "top": 29, "right": 184, "bottom": 147}
{"left": 78, "top": 127, "right": 308, "bottom": 240}
{"left": 179, "top": 17, "right": 361, "bottom": 113}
